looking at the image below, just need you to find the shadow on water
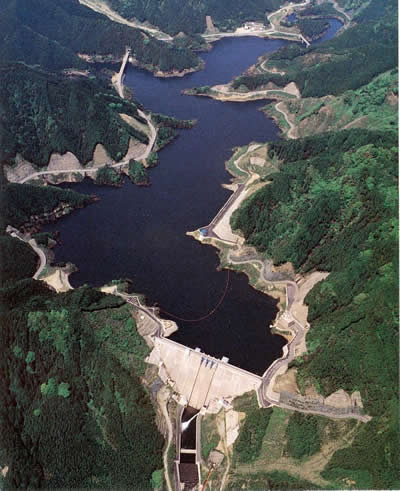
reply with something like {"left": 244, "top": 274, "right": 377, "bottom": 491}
{"left": 181, "top": 407, "right": 198, "bottom": 450}
{"left": 43, "top": 21, "right": 342, "bottom": 375}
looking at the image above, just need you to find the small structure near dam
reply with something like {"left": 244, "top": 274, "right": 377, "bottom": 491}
{"left": 148, "top": 336, "right": 262, "bottom": 411}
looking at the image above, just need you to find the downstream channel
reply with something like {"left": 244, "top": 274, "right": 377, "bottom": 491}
{"left": 44, "top": 20, "right": 342, "bottom": 375}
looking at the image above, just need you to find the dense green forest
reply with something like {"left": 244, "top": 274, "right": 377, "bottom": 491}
{"left": 0, "top": 280, "right": 164, "bottom": 488}
{"left": 0, "top": 236, "right": 37, "bottom": 286}
{"left": 0, "top": 173, "right": 164, "bottom": 487}
{"left": 232, "top": 392, "right": 273, "bottom": 464}
{"left": 232, "top": 129, "right": 398, "bottom": 488}
{"left": 1, "top": 183, "right": 95, "bottom": 230}
{"left": 128, "top": 159, "right": 149, "bottom": 185}
{"left": 297, "top": 18, "right": 330, "bottom": 40}
{"left": 233, "top": 407, "right": 273, "bottom": 463}
{"left": 0, "top": 63, "right": 149, "bottom": 167}
{"left": 94, "top": 165, "right": 123, "bottom": 187}
{"left": 279, "top": 69, "right": 398, "bottom": 138}
{"left": 0, "top": 0, "right": 200, "bottom": 73}
{"left": 233, "top": 0, "right": 397, "bottom": 97}
{"left": 106, "top": 0, "right": 302, "bottom": 34}
{"left": 285, "top": 413, "right": 323, "bottom": 459}
{"left": 227, "top": 470, "right": 320, "bottom": 490}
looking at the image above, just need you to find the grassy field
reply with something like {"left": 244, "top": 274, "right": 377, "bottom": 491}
{"left": 201, "top": 412, "right": 221, "bottom": 460}
{"left": 225, "top": 394, "right": 361, "bottom": 489}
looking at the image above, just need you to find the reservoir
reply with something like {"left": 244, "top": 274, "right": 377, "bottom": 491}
{"left": 44, "top": 20, "right": 342, "bottom": 375}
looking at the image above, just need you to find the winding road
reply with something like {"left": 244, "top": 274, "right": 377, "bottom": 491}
{"left": 81, "top": 0, "right": 312, "bottom": 46}
{"left": 6, "top": 226, "right": 47, "bottom": 279}
{"left": 257, "top": 61, "right": 286, "bottom": 75}
{"left": 259, "top": 316, "right": 306, "bottom": 404}
{"left": 227, "top": 250, "right": 298, "bottom": 311}
{"left": 79, "top": 0, "right": 173, "bottom": 41}
{"left": 202, "top": 0, "right": 311, "bottom": 46}
{"left": 225, "top": 250, "right": 369, "bottom": 421}
{"left": 198, "top": 85, "right": 298, "bottom": 103}
{"left": 117, "top": 290, "right": 164, "bottom": 336}
{"left": 196, "top": 140, "right": 371, "bottom": 422}
{"left": 330, "top": 0, "right": 351, "bottom": 22}
{"left": 275, "top": 101, "right": 297, "bottom": 139}
{"left": 201, "top": 144, "right": 262, "bottom": 243}
{"left": 17, "top": 65, "right": 157, "bottom": 185}
{"left": 157, "top": 387, "right": 174, "bottom": 491}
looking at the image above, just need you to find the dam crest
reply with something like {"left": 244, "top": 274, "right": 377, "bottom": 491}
{"left": 147, "top": 336, "right": 262, "bottom": 411}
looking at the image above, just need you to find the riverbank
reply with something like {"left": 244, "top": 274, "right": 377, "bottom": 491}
{"left": 6, "top": 73, "right": 158, "bottom": 187}
{"left": 202, "top": 0, "right": 311, "bottom": 46}
{"left": 6, "top": 226, "right": 74, "bottom": 292}
{"left": 187, "top": 141, "right": 370, "bottom": 422}
{"left": 187, "top": 142, "right": 311, "bottom": 312}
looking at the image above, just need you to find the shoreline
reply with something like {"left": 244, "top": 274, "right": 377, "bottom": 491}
{"left": 15, "top": 11, "right": 369, "bottom": 422}
{"left": 184, "top": 82, "right": 300, "bottom": 103}
{"left": 6, "top": 225, "right": 74, "bottom": 292}
{"left": 186, "top": 142, "right": 370, "bottom": 421}
{"left": 187, "top": 144, "right": 315, "bottom": 345}
{"left": 187, "top": 144, "right": 298, "bottom": 318}
{"left": 78, "top": 52, "right": 204, "bottom": 79}
{"left": 5, "top": 62, "right": 158, "bottom": 187}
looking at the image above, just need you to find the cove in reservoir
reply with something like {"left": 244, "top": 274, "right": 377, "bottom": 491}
{"left": 44, "top": 21, "right": 342, "bottom": 375}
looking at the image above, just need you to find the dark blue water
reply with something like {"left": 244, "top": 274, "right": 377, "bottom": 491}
{"left": 44, "top": 22, "right": 342, "bottom": 375}
{"left": 313, "top": 18, "right": 343, "bottom": 43}
{"left": 285, "top": 13, "right": 297, "bottom": 23}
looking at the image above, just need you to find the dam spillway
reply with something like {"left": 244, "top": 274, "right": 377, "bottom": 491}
{"left": 148, "top": 336, "right": 262, "bottom": 411}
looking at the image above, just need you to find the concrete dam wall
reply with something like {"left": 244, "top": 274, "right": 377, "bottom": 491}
{"left": 148, "top": 337, "right": 262, "bottom": 410}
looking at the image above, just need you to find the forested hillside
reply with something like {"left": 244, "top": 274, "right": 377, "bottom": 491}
{"left": 0, "top": 281, "right": 164, "bottom": 488}
{"left": 106, "top": 0, "right": 299, "bottom": 34}
{"left": 233, "top": 0, "right": 397, "bottom": 97}
{"left": 0, "top": 0, "right": 200, "bottom": 73}
{"left": 1, "top": 183, "right": 96, "bottom": 230}
{"left": 0, "top": 174, "right": 164, "bottom": 488}
{"left": 232, "top": 129, "right": 398, "bottom": 488}
{"left": 266, "top": 69, "right": 398, "bottom": 138}
{"left": 0, "top": 64, "right": 149, "bottom": 167}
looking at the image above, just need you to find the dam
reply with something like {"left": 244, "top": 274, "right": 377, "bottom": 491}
{"left": 148, "top": 336, "right": 262, "bottom": 411}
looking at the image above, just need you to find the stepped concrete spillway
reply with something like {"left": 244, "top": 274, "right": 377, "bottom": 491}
{"left": 148, "top": 337, "right": 262, "bottom": 411}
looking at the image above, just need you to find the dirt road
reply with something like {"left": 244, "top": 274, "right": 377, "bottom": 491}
{"left": 158, "top": 387, "right": 174, "bottom": 491}
{"left": 6, "top": 226, "right": 47, "bottom": 279}
{"left": 18, "top": 96, "right": 157, "bottom": 184}
{"left": 275, "top": 101, "right": 297, "bottom": 139}
{"left": 79, "top": 0, "right": 173, "bottom": 40}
